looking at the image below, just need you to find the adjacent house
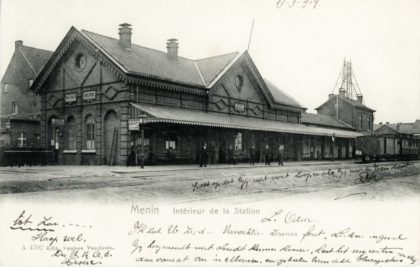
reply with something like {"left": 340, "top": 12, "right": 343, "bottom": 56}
{"left": 0, "top": 41, "right": 52, "bottom": 148}
{"left": 316, "top": 90, "right": 375, "bottom": 133}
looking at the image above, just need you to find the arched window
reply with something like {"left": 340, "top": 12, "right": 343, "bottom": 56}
{"left": 85, "top": 115, "right": 95, "bottom": 150}
{"left": 66, "top": 116, "right": 76, "bottom": 150}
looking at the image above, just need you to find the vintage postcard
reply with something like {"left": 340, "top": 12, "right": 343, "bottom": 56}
{"left": 0, "top": 0, "right": 419, "bottom": 266}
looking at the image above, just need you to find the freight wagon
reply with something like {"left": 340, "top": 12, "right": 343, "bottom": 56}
{"left": 356, "top": 135, "right": 420, "bottom": 162}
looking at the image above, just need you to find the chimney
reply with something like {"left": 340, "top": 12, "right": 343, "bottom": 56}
{"left": 328, "top": 94, "right": 335, "bottom": 100}
{"left": 15, "top": 40, "right": 23, "bottom": 49}
{"left": 118, "top": 23, "right": 132, "bottom": 49}
{"left": 338, "top": 88, "right": 346, "bottom": 97}
{"left": 379, "top": 122, "right": 382, "bottom": 125}
{"left": 357, "top": 95, "right": 363, "bottom": 104}
{"left": 166, "top": 38, "right": 179, "bottom": 59}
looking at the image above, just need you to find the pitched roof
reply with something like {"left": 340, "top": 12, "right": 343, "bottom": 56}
{"left": 376, "top": 122, "right": 420, "bottom": 135}
{"left": 301, "top": 113, "right": 354, "bottom": 129}
{"left": 31, "top": 27, "right": 305, "bottom": 111}
{"left": 1, "top": 45, "right": 52, "bottom": 84}
{"left": 340, "top": 95, "right": 375, "bottom": 111}
{"left": 19, "top": 46, "right": 53, "bottom": 75}
{"left": 82, "top": 30, "right": 238, "bottom": 87}
{"left": 195, "top": 52, "right": 239, "bottom": 85}
{"left": 316, "top": 94, "right": 375, "bottom": 112}
{"left": 264, "top": 79, "right": 304, "bottom": 108}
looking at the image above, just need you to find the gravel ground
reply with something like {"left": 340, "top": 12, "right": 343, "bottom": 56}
{"left": 0, "top": 160, "right": 419, "bottom": 204}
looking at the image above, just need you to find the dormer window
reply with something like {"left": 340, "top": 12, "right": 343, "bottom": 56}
{"left": 28, "top": 79, "right": 34, "bottom": 88}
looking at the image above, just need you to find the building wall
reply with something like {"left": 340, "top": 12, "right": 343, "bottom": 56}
{"left": 40, "top": 41, "right": 130, "bottom": 165}
{"left": 0, "top": 44, "right": 41, "bottom": 147}
{"left": 317, "top": 96, "right": 373, "bottom": 131}
{"left": 208, "top": 62, "right": 300, "bottom": 122}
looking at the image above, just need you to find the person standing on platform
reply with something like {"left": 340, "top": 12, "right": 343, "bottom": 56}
{"left": 200, "top": 143, "right": 208, "bottom": 167}
{"left": 167, "top": 146, "right": 175, "bottom": 163}
{"left": 127, "top": 143, "right": 136, "bottom": 166}
{"left": 278, "top": 144, "right": 284, "bottom": 166}
{"left": 228, "top": 144, "right": 235, "bottom": 165}
{"left": 264, "top": 144, "right": 271, "bottom": 165}
{"left": 250, "top": 145, "right": 256, "bottom": 165}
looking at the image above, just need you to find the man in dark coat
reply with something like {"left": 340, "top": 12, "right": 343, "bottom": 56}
{"left": 249, "top": 145, "right": 256, "bottom": 165}
{"left": 228, "top": 144, "right": 235, "bottom": 165}
{"left": 127, "top": 143, "right": 136, "bottom": 166}
{"left": 200, "top": 143, "right": 208, "bottom": 167}
{"left": 278, "top": 144, "right": 284, "bottom": 166}
{"left": 264, "top": 144, "right": 271, "bottom": 165}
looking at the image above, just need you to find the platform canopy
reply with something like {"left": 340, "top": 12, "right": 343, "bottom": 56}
{"left": 130, "top": 103, "right": 362, "bottom": 138}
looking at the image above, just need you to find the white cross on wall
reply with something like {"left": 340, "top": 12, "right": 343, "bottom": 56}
{"left": 18, "top": 133, "right": 26, "bottom": 147}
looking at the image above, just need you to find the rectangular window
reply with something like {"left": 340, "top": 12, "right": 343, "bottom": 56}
{"left": 86, "top": 123, "right": 95, "bottom": 150}
{"left": 367, "top": 117, "right": 371, "bottom": 130}
{"left": 165, "top": 140, "right": 176, "bottom": 150}
{"left": 3, "top": 83, "right": 9, "bottom": 93}
{"left": 234, "top": 132, "right": 242, "bottom": 150}
{"left": 359, "top": 115, "right": 363, "bottom": 130}
{"left": 17, "top": 133, "right": 27, "bottom": 148}
{"left": 12, "top": 102, "right": 18, "bottom": 114}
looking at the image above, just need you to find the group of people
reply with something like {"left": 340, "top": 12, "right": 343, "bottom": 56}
{"left": 262, "top": 144, "right": 285, "bottom": 166}
{"left": 127, "top": 142, "right": 286, "bottom": 167}
{"left": 200, "top": 143, "right": 286, "bottom": 167}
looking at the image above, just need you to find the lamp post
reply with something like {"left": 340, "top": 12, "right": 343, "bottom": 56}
{"left": 332, "top": 133, "right": 336, "bottom": 162}
{"left": 138, "top": 115, "right": 147, "bottom": 169}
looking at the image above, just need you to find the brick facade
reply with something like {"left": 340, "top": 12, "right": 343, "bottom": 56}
{"left": 316, "top": 94, "right": 375, "bottom": 132}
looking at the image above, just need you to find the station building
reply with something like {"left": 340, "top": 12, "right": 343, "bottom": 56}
{"left": 30, "top": 24, "right": 362, "bottom": 165}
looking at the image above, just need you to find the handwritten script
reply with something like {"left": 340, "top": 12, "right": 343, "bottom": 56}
{"left": 127, "top": 205, "right": 418, "bottom": 266}
{"left": 9, "top": 210, "right": 114, "bottom": 266}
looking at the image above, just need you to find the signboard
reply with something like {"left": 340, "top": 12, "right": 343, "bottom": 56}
{"left": 65, "top": 93, "right": 77, "bottom": 103}
{"left": 83, "top": 90, "right": 96, "bottom": 101}
{"left": 234, "top": 102, "right": 245, "bottom": 112}
{"left": 51, "top": 118, "right": 65, "bottom": 126}
{"left": 128, "top": 120, "right": 139, "bottom": 131}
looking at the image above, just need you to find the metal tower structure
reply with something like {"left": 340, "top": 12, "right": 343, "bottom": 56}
{"left": 332, "top": 58, "right": 363, "bottom": 102}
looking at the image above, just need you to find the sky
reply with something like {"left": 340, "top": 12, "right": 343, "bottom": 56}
{"left": 1, "top": 0, "right": 419, "bottom": 123}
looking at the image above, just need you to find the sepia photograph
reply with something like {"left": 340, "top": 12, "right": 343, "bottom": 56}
{"left": 0, "top": 0, "right": 419, "bottom": 266}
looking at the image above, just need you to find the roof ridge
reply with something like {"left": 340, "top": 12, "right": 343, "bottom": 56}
{"left": 205, "top": 52, "right": 242, "bottom": 88}
{"left": 82, "top": 29, "right": 198, "bottom": 62}
{"left": 193, "top": 61, "right": 207, "bottom": 86}
{"left": 20, "top": 45, "right": 53, "bottom": 53}
{"left": 18, "top": 47, "right": 37, "bottom": 75}
{"left": 264, "top": 78, "right": 304, "bottom": 108}
{"left": 195, "top": 51, "right": 239, "bottom": 62}
{"left": 339, "top": 95, "right": 373, "bottom": 109}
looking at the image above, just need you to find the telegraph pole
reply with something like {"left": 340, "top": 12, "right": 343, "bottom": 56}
{"left": 247, "top": 20, "right": 255, "bottom": 51}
